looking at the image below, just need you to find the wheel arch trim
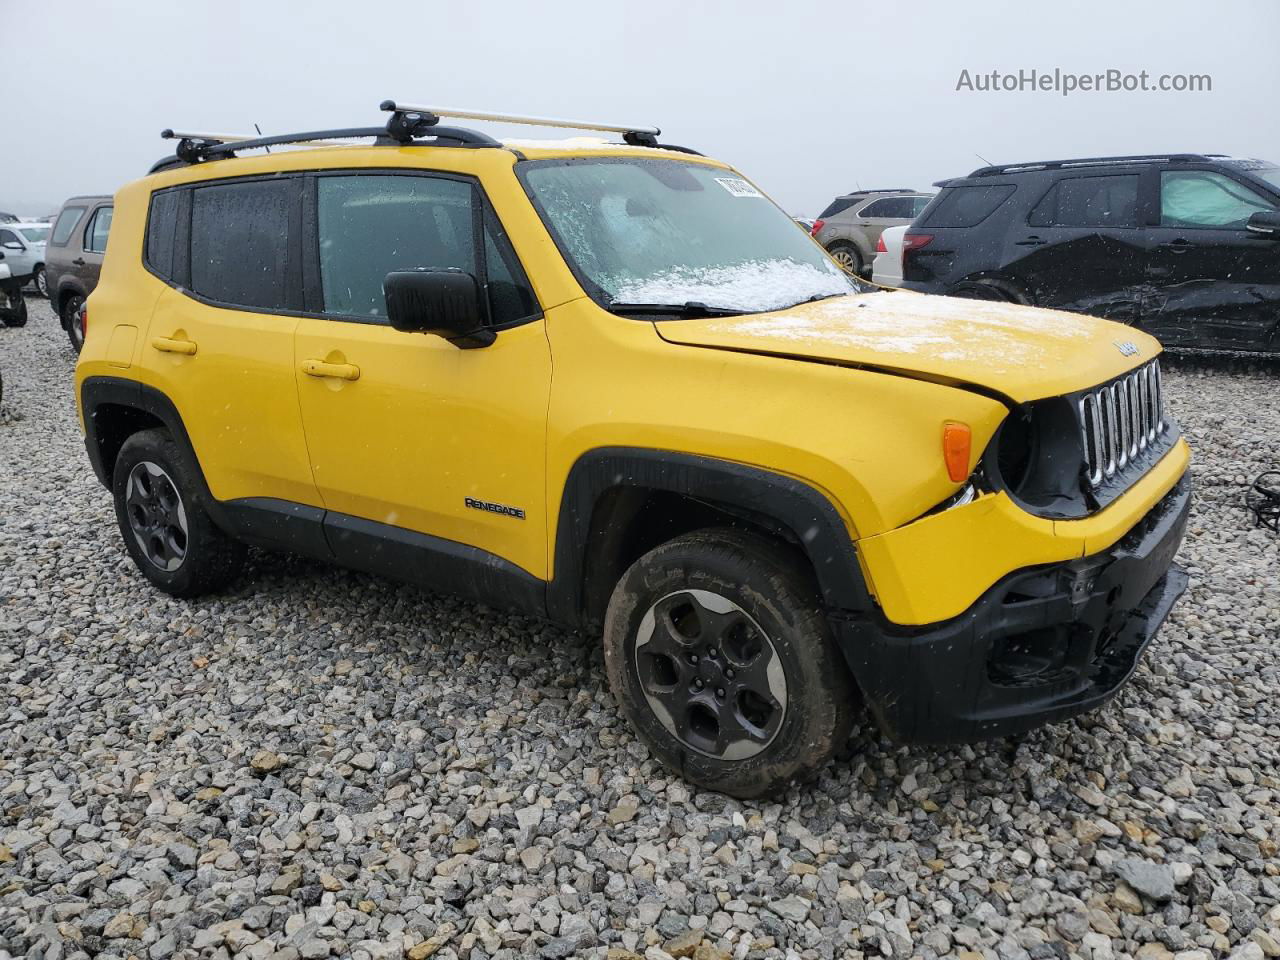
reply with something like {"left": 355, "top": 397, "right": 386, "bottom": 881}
{"left": 548, "top": 447, "right": 874, "bottom": 627}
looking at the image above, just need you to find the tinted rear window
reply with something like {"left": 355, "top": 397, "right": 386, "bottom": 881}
{"left": 191, "top": 180, "right": 291, "bottom": 310}
{"left": 50, "top": 206, "right": 86, "bottom": 246}
{"left": 818, "top": 197, "right": 860, "bottom": 219}
{"left": 919, "top": 185, "right": 1016, "bottom": 228}
{"left": 146, "top": 191, "right": 180, "bottom": 280}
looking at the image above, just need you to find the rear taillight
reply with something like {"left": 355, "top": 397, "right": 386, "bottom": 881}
{"left": 810, "top": 218, "right": 824, "bottom": 237}
{"left": 875, "top": 235, "right": 887, "bottom": 253}
{"left": 80, "top": 304, "right": 88, "bottom": 338}
{"left": 902, "top": 233, "right": 934, "bottom": 254}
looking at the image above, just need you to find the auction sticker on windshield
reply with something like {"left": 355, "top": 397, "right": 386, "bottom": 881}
{"left": 714, "top": 177, "right": 763, "bottom": 198}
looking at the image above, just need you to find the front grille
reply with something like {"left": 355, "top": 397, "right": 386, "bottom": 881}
{"left": 1078, "top": 360, "right": 1166, "bottom": 488}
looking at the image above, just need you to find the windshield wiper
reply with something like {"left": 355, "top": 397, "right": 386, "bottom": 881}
{"left": 605, "top": 301, "right": 743, "bottom": 318}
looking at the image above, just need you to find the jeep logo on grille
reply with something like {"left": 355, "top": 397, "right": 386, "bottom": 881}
{"left": 1114, "top": 340, "right": 1140, "bottom": 357}
{"left": 465, "top": 497, "right": 525, "bottom": 519}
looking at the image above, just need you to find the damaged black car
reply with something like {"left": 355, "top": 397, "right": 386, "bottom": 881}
{"left": 900, "top": 153, "right": 1280, "bottom": 354}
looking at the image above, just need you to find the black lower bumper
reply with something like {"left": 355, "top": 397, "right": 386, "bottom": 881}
{"left": 835, "top": 475, "right": 1191, "bottom": 744}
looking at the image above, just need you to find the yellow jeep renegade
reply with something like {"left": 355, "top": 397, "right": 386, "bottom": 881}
{"left": 75, "top": 102, "right": 1191, "bottom": 797}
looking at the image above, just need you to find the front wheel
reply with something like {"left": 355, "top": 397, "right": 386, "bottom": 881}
{"left": 603, "top": 529, "right": 856, "bottom": 798}
{"left": 62, "top": 294, "right": 85, "bottom": 352}
{"left": 112, "top": 429, "right": 246, "bottom": 597}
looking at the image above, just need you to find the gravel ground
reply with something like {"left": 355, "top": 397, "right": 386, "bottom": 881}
{"left": 1, "top": 297, "right": 1278, "bottom": 960}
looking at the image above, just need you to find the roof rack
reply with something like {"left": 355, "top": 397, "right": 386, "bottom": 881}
{"left": 842, "top": 187, "right": 922, "bottom": 195}
{"left": 967, "top": 153, "right": 1213, "bottom": 177}
{"left": 151, "top": 100, "right": 689, "bottom": 173}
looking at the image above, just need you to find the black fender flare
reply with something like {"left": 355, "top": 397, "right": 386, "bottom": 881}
{"left": 547, "top": 448, "right": 873, "bottom": 626}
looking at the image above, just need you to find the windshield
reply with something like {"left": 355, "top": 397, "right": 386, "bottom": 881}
{"left": 522, "top": 157, "right": 857, "bottom": 314}
{"left": 1256, "top": 166, "right": 1280, "bottom": 193}
{"left": 18, "top": 227, "right": 48, "bottom": 243}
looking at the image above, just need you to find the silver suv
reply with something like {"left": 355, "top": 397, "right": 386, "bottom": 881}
{"left": 811, "top": 189, "right": 934, "bottom": 276}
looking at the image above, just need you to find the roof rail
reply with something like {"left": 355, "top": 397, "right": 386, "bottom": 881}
{"left": 967, "top": 153, "right": 1213, "bottom": 177}
{"left": 149, "top": 100, "right": 693, "bottom": 173}
{"left": 380, "top": 100, "right": 662, "bottom": 146}
{"left": 843, "top": 187, "right": 922, "bottom": 195}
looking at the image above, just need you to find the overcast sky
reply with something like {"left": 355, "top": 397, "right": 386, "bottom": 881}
{"left": 4, "top": 0, "right": 1279, "bottom": 218}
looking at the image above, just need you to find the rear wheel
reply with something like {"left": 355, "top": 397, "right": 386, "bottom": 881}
{"left": 1, "top": 287, "right": 27, "bottom": 327}
{"left": 948, "top": 279, "right": 1026, "bottom": 303}
{"left": 603, "top": 529, "right": 856, "bottom": 798}
{"left": 62, "top": 294, "right": 85, "bottom": 352}
{"left": 32, "top": 266, "right": 47, "bottom": 299}
{"left": 112, "top": 429, "right": 246, "bottom": 597}
{"left": 826, "top": 241, "right": 864, "bottom": 277}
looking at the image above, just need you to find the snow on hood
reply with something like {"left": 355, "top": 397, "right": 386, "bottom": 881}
{"left": 609, "top": 259, "right": 854, "bottom": 313}
{"left": 655, "top": 290, "right": 1161, "bottom": 403}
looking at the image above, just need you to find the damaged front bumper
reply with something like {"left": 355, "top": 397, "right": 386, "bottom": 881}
{"left": 833, "top": 475, "right": 1191, "bottom": 744}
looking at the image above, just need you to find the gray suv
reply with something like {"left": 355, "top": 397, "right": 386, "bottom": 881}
{"left": 811, "top": 189, "right": 934, "bottom": 276}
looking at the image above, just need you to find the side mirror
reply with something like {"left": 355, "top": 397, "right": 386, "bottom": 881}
{"left": 1246, "top": 210, "right": 1280, "bottom": 236}
{"left": 2, "top": 242, "right": 21, "bottom": 251}
{"left": 383, "top": 269, "right": 494, "bottom": 349}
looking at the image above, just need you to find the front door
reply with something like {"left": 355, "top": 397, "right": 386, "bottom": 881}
{"left": 293, "top": 171, "right": 551, "bottom": 582}
{"left": 1143, "top": 168, "right": 1280, "bottom": 351}
{"left": 0, "top": 228, "right": 36, "bottom": 279}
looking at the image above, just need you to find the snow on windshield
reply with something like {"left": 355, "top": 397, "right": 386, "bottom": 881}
{"left": 609, "top": 259, "right": 854, "bottom": 313}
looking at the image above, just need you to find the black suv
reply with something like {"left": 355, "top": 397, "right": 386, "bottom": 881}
{"left": 901, "top": 154, "right": 1280, "bottom": 353}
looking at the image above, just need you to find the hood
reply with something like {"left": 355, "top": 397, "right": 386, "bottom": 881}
{"left": 654, "top": 291, "right": 1160, "bottom": 404}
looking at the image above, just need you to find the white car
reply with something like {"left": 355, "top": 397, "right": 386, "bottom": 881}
{"left": 0, "top": 221, "right": 50, "bottom": 297}
{"left": 871, "top": 224, "right": 909, "bottom": 287}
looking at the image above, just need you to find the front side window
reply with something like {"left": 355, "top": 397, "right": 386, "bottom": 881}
{"left": 1160, "top": 170, "right": 1275, "bottom": 228}
{"left": 315, "top": 174, "right": 537, "bottom": 325}
{"left": 191, "top": 180, "right": 291, "bottom": 310}
{"left": 523, "top": 157, "right": 854, "bottom": 314}
{"left": 1028, "top": 174, "right": 1139, "bottom": 228}
{"left": 85, "top": 206, "right": 113, "bottom": 253}
{"left": 911, "top": 196, "right": 933, "bottom": 217}
{"left": 0, "top": 229, "right": 20, "bottom": 248}
{"left": 50, "top": 206, "right": 86, "bottom": 246}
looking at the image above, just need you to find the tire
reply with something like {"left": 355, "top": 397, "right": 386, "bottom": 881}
{"left": 948, "top": 279, "right": 1026, "bottom": 303}
{"left": 826, "top": 241, "right": 864, "bottom": 277}
{"left": 32, "top": 266, "right": 47, "bottom": 299}
{"left": 62, "top": 294, "right": 85, "bottom": 352}
{"left": 1, "top": 289, "right": 27, "bottom": 327}
{"left": 603, "top": 528, "right": 856, "bottom": 798}
{"left": 112, "top": 429, "right": 246, "bottom": 598}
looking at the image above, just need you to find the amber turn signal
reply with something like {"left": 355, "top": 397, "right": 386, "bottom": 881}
{"left": 942, "top": 421, "right": 971, "bottom": 483}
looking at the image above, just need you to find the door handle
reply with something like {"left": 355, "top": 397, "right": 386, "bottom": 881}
{"left": 301, "top": 359, "right": 361, "bottom": 381}
{"left": 72, "top": 258, "right": 86, "bottom": 266}
{"left": 1014, "top": 236, "right": 1047, "bottom": 247}
{"left": 1164, "top": 238, "right": 1192, "bottom": 253}
{"left": 152, "top": 336, "right": 197, "bottom": 356}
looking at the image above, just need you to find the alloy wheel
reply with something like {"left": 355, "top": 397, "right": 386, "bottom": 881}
{"left": 634, "top": 589, "right": 787, "bottom": 761}
{"left": 125, "top": 461, "right": 189, "bottom": 571}
{"left": 34, "top": 269, "right": 48, "bottom": 298}
{"left": 65, "top": 296, "right": 85, "bottom": 351}
{"left": 830, "top": 248, "right": 860, "bottom": 274}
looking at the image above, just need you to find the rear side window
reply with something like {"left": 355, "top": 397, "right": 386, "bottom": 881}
{"left": 1029, "top": 175, "right": 1139, "bottom": 228}
{"left": 50, "top": 206, "right": 86, "bottom": 246}
{"left": 858, "top": 197, "right": 906, "bottom": 218}
{"left": 146, "top": 191, "right": 179, "bottom": 280}
{"left": 315, "top": 174, "right": 537, "bottom": 325}
{"left": 85, "top": 207, "right": 113, "bottom": 253}
{"left": 818, "top": 197, "right": 860, "bottom": 219}
{"left": 920, "top": 185, "right": 1016, "bottom": 228}
{"left": 191, "top": 180, "right": 292, "bottom": 310}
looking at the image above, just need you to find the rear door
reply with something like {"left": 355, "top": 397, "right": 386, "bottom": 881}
{"left": 855, "top": 196, "right": 914, "bottom": 252}
{"left": 1142, "top": 168, "right": 1280, "bottom": 350}
{"left": 79, "top": 203, "right": 113, "bottom": 291}
{"left": 1004, "top": 172, "right": 1146, "bottom": 321}
{"left": 144, "top": 179, "right": 322, "bottom": 509}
